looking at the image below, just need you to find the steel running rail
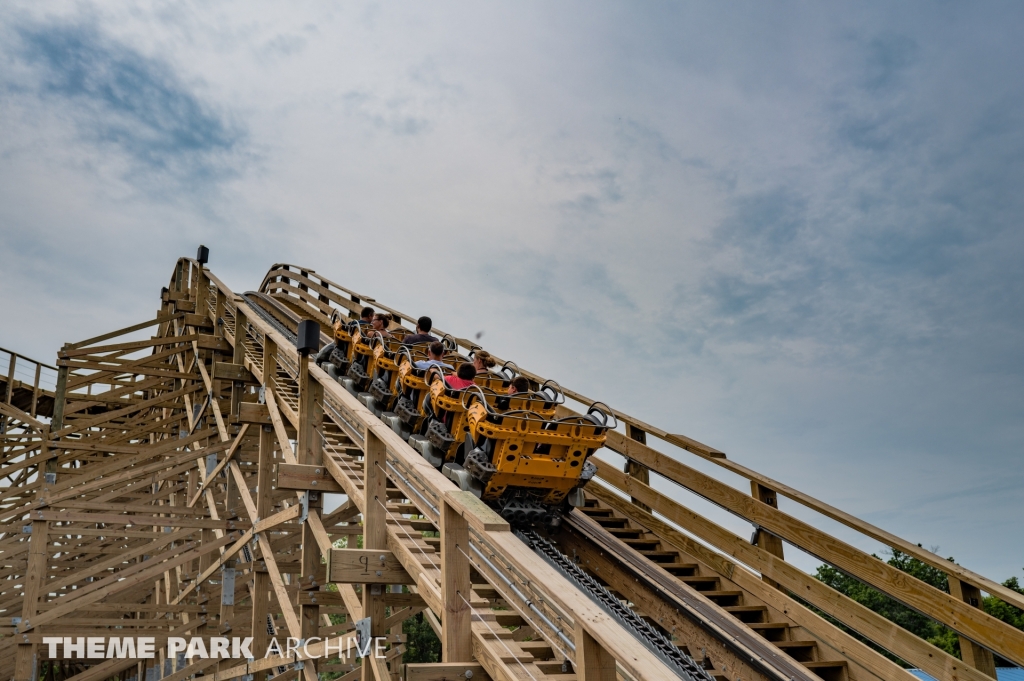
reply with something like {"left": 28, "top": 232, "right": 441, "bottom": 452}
{"left": 518, "top": 529, "right": 715, "bottom": 681}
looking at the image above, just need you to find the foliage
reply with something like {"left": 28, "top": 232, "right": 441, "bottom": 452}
{"left": 983, "top": 576, "right": 1024, "bottom": 630}
{"left": 403, "top": 612, "right": 441, "bottom": 664}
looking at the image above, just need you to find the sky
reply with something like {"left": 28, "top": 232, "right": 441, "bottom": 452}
{"left": 1, "top": 2, "right": 1021, "bottom": 583}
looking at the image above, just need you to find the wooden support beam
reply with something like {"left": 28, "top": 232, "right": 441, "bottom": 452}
{"left": 625, "top": 424, "right": 651, "bottom": 512}
{"left": 441, "top": 493, "right": 472, "bottom": 663}
{"left": 238, "top": 401, "right": 272, "bottom": 425}
{"left": 751, "top": 481, "right": 785, "bottom": 589}
{"left": 13, "top": 520, "right": 47, "bottom": 681}
{"left": 573, "top": 620, "right": 616, "bottom": 681}
{"left": 949, "top": 578, "right": 998, "bottom": 678}
{"left": 362, "top": 429, "right": 389, "bottom": 681}
{"left": 250, "top": 423, "right": 275, "bottom": 681}
{"left": 213, "top": 362, "right": 256, "bottom": 383}
{"left": 405, "top": 663, "right": 491, "bottom": 681}
{"left": 277, "top": 462, "right": 344, "bottom": 493}
{"left": 328, "top": 549, "right": 414, "bottom": 584}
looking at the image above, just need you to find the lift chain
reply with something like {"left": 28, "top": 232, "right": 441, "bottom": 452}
{"left": 519, "top": 530, "right": 715, "bottom": 681}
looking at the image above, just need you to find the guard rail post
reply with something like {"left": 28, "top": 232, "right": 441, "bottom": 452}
{"left": 750, "top": 482, "right": 785, "bottom": 588}
{"left": 362, "top": 429, "right": 388, "bottom": 680}
{"left": 949, "top": 578, "right": 998, "bottom": 678}
{"left": 626, "top": 424, "right": 651, "bottom": 512}
{"left": 441, "top": 493, "right": 472, "bottom": 662}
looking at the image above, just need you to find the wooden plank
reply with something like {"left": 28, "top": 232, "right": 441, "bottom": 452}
{"left": 625, "top": 424, "right": 652, "bottom": 511}
{"left": 265, "top": 387, "right": 296, "bottom": 461}
{"left": 328, "top": 549, "right": 414, "bottom": 584}
{"left": 65, "top": 312, "right": 183, "bottom": 350}
{"left": 183, "top": 312, "right": 213, "bottom": 327}
{"left": 751, "top": 481, "right": 784, "bottom": 589}
{"left": 214, "top": 361, "right": 256, "bottom": 383}
{"left": 362, "top": 429, "right": 389, "bottom": 681}
{"left": 278, "top": 462, "right": 345, "bottom": 493}
{"left": 949, "top": 578, "right": 998, "bottom": 678}
{"left": 238, "top": 401, "right": 271, "bottom": 424}
{"left": 441, "top": 496, "right": 472, "bottom": 662}
{"left": 297, "top": 590, "right": 344, "bottom": 606}
{"left": 574, "top": 620, "right": 616, "bottom": 681}
{"left": 405, "top": 663, "right": 491, "bottom": 681}
{"left": 197, "top": 334, "right": 231, "bottom": 352}
{"left": 61, "top": 334, "right": 203, "bottom": 358}
{"left": 444, "top": 490, "right": 510, "bottom": 533}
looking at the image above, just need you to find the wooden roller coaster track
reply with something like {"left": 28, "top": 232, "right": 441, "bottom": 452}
{"left": 0, "top": 255, "right": 1020, "bottom": 681}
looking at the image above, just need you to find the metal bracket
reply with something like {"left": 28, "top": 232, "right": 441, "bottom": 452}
{"left": 221, "top": 567, "right": 236, "bottom": 605}
{"left": 299, "top": 492, "right": 309, "bottom": 524}
{"left": 355, "top": 617, "right": 371, "bottom": 655}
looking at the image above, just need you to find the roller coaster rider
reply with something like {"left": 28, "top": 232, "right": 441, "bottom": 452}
{"left": 402, "top": 315, "right": 438, "bottom": 345}
{"left": 445, "top": 363, "right": 477, "bottom": 390}
{"left": 472, "top": 349, "right": 497, "bottom": 375}
{"left": 371, "top": 312, "right": 393, "bottom": 337}
{"left": 414, "top": 341, "right": 453, "bottom": 371}
{"left": 315, "top": 306, "right": 375, "bottom": 379}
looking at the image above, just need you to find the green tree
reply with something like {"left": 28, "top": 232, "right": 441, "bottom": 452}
{"left": 402, "top": 612, "right": 441, "bottom": 663}
{"left": 983, "top": 576, "right": 1024, "bottom": 630}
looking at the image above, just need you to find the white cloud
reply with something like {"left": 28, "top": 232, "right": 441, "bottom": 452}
{"left": 1, "top": 1, "right": 1022, "bottom": 580}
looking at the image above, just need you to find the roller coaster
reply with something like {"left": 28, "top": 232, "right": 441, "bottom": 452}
{"left": 0, "top": 253, "right": 1020, "bottom": 681}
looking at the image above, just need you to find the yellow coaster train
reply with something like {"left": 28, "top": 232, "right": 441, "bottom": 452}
{"left": 314, "top": 312, "right": 615, "bottom": 528}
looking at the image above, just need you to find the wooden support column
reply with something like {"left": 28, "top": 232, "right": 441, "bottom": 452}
{"left": 2, "top": 352, "right": 16, "bottom": 434}
{"left": 441, "top": 494, "right": 472, "bottom": 662}
{"left": 625, "top": 424, "right": 651, "bottom": 512}
{"left": 14, "top": 520, "right": 48, "bottom": 681}
{"left": 30, "top": 363, "right": 41, "bottom": 418}
{"left": 231, "top": 309, "right": 249, "bottom": 416}
{"left": 50, "top": 349, "right": 69, "bottom": 432}
{"left": 219, "top": 558, "right": 235, "bottom": 633}
{"left": 362, "top": 430, "right": 388, "bottom": 681}
{"left": 573, "top": 620, "right": 616, "bottom": 681}
{"left": 214, "top": 289, "right": 226, "bottom": 333}
{"left": 949, "top": 578, "right": 998, "bottom": 678}
{"left": 250, "top": 423, "right": 275, "bottom": 681}
{"left": 296, "top": 352, "right": 323, "bottom": 463}
{"left": 297, "top": 351, "right": 324, "bottom": 664}
{"left": 750, "top": 482, "right": 785, "bottom": 589}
